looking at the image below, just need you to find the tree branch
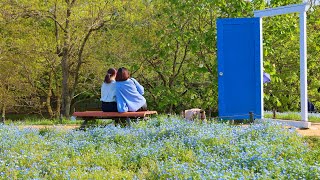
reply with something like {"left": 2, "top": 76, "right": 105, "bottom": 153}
{"left": 170, "top": 41, "right": 190, "bottom": 87}
{"left": 146, "top": 57, "right": 167, "bottom": 86}
{"left": 71, "top": 17, "right": 110, "bottom": 98}
{"left": 46, "top": 15, "right": 66, "bottom": 32}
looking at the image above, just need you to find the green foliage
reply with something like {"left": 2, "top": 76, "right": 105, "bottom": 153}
{"left": 263, "top": 0, "right": 320, "bottom": 112}
{"left": 0, "top": 0, "right": 320, "bottom": 117}
{"left": 122, "top": 0, "right": 257, "bottom": 113}
{"left": 38, "top": 127, "right": 55, "bottom": 136}
{"left": 304, "top": 136, "right": 320, "bottom": 149}
{"left": 306, "top": 4, "right": 320, "bottom": 111}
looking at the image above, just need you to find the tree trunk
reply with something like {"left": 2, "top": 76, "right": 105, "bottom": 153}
{"left": 53, "top": 1, "right": 61, "bottom": 120}
{"left": 58, "top": 0, "right": 105, "bottom": 118}
{"left": 1, "top": 105, "right": 5, "bottom": 123}
{"left": 61, "top": 54, "right": 71, "bottom": 117}
{"left": 55, "top": 84, "right": 61, "bottom": 119}
{"left": 169, "top": 104, "right": 173, "bottom": 114}
{"left": 272, "top": 109, "right": 276, "bottom": 119}
{"left": 46, "top": 71, "right": 54, "bottom": 118}
{"left": 64, "top": 95, "right": 72, "bottom": 118}
{"left": 61, "top": 3, "right": 72, "bottom": 118}
{"left": 208, "top": 107, "right": 212, "bottom": 120}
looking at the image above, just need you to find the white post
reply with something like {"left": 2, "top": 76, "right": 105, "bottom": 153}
{"left": 259, "top": 18, "right": 264, "bottom": 119}
{"left": 300, "top": 12, "right": 308, "bottom": 121}
{"left": 253, "top": 3, "right": 311, "bottom": 128}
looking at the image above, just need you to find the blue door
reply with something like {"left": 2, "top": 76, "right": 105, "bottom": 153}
{"left": 217, "top": 18, "right": 262, "bottom": 120}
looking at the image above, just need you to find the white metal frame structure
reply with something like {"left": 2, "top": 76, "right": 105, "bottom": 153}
{"left": 254, "top": 3, "right": 310, "bottom": 123}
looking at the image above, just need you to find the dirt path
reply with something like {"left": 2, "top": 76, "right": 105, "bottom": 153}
{"left": 296, "top": 123, "right": 320, "bottom": 137}
{"left": 20, "top": 125, "right": 80, "bottom": 130}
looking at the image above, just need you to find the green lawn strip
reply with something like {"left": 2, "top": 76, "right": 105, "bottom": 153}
{"left": 4, "top": 118, "right": 114, "bottom": 126}
{"left": 264, "top": 112, "right": 320, "bottom": 123}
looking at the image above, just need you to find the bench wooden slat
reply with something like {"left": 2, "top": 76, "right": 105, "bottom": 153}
{"left": 73, "top": 111, "right": 157, "bottom": 118}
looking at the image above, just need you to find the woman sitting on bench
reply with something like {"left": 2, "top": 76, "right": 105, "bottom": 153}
{"left": 100, "top": 68, "right": 118, "bottom": 112}
{"left": 115, "top": 67, "right": 147, "bottom": 112}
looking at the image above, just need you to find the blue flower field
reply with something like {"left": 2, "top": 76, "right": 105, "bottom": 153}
{"left": 0, "top": 117, "right": 319, "bottom": 179}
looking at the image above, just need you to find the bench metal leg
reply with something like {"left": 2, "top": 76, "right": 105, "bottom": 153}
{"left": 114, "top": 118, "right": 131, "bottom": 127}
{"left": 114, "top": 118, "right": 120, "bottom": 125}
{"left": 79, "top": 118, "right": 89, "bottom": 130}
{"left": 79, "top": 118, "right": 96, "bottom": 130}
{"left": 126, "top": 118, "right": 131, "bottom": 127}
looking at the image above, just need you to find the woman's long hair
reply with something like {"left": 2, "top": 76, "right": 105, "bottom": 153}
{"left": 115, "top": 67, "right": 130, "bottom": 81}
{"left": 104, "top": 68, "right": 117, "bottom": 83}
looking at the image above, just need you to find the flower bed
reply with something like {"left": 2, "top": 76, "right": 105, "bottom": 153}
{"left": 0, "top": 117, "right": 319, "bottom": 179}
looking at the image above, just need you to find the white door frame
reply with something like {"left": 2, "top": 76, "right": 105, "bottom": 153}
{"left": 254, "top": 3, "right": 310, "bottom": 121}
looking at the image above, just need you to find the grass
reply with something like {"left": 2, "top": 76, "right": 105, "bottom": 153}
{"left": 304, "top": 136, "right": 320, "bottom": 149}
{"left": 5, "top": 111, "right": 320, "bottom": 126}
{"left": 4, "top": 114, "right": 77, "bottom": 125}
{"left": 264, "top": 111, "right": 320, "bottom": 123}
{"left": 4, "top": 113, "right": 114, "bottom": 126}
{"left": 0, "top": 116, "right": 319, "bottom": 179}
{"left": 4, "top": 118, "right": 114, "bottom": 127}
{"left": 4, "top": 118, "right": 82, "bottom": 126}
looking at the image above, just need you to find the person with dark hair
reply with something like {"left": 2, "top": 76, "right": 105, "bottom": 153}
{"left": 100, "top": 68, "right": 118, "bottom": 112}
{"left": 308, "top": 100, "right": 316, "bottom": 112}
{"left": 115, "top": 67, "right": 147, "bottom": 112}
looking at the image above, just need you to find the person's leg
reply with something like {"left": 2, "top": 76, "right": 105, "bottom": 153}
{"left": 101, "top": 102, "right": 108, "bottom": 112}
{"left": 110, "top": 102, "right": 118, "bottom": 112}
{"left": 102, "top": 102, "right": 118, "bottom": 112}
{"left": 137, "top": 103, "right": 147, "bottom": 111}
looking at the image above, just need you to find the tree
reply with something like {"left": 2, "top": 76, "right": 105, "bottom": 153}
{"left": 1, "top": 0, "right": 320, "bottom": 118}
{"left": 1, "top": 0, "right": 122, "bottom": 117}
{"left": 124, "top": 0, "right": 256, "bottom": 113}
{"left": 306, "top": 2, "right": 320, "bottom": 110}
{"left": 0, "top": 8, "right": 42, "bottom": 120}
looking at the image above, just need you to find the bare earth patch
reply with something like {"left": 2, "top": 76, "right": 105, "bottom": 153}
{"left": 19, "top": 125, "right": 80, "bottom": 130}
{"left": 296, "top": 123, "right": 320, "bottom": 137}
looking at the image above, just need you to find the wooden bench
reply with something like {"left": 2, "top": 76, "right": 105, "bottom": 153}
{"left": 72, "top": 111, "right": 158, "bottom": 129}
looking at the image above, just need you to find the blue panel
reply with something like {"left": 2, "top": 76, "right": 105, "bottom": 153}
{"left": 217, "top": 18, "right": 261, "bottom": 120}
